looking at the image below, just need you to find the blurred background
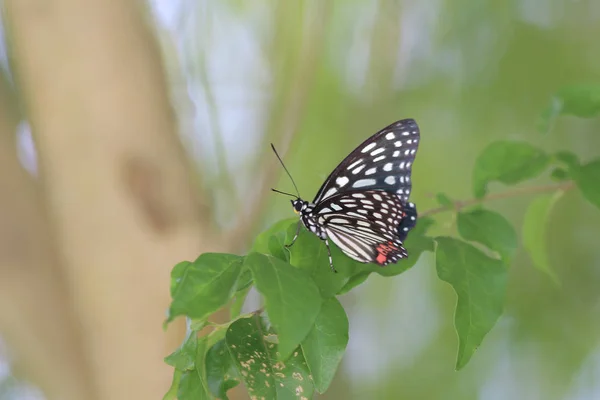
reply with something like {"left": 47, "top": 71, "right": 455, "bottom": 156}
{"left": 1, "top": 0, "right": 600, "bottom": 399}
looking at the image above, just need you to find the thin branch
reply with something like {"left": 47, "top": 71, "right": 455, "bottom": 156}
{"left": 420, "top": 181, "right": 575, "bottom": 217}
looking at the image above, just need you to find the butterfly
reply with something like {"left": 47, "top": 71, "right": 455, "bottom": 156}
{"left": 271, "top": 118, "right": 420, "bottom": 272}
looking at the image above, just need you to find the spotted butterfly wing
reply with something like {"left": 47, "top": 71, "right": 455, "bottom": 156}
{"left": 313, "top": 118, "right": 419, "bottom": 204}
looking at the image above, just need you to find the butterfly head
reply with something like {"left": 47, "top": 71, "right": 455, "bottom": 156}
{"left": 291, "top": 198, "right": 307, "bottom": 215}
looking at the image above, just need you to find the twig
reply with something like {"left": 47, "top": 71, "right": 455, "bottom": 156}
{"left": 420, "top": 181, "right": 575, "bottom": 217}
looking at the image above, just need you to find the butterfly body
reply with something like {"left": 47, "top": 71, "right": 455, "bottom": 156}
{"left": 280, "top": 118, "right": 420, "bottom": 272}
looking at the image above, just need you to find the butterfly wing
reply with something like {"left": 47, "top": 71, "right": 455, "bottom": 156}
{"left": 314, "top": 190, "right": 414, "bottom": 266}
{"left": 312, "top": 118, "right": 420, "bottom": 204}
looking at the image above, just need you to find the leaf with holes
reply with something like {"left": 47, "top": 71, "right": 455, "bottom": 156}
{"left": 539, "top": 84, "right": 600, "bottom": 133}
{"left": 301, "top": 298, "right": 349, "bottom": 393}
{"left": 246, "top": 253, "right": 322, "bottom": 360}
{"left": 473, "top": 141, "right": 550, "bottom": 198}
{"left": 573, "top": 159, "right": 600, "bottom": 211}
{"left": 522, "top": 192, "right": 564, "bottom": 283}
{"left": 435, "top": 237, "right": 507, "bottom": 370}
{"left": 205, "top": 339, "right": 240, "bottom": 399}
{"left": 226, "top": 315, "right": 315, "bottom": 399}
{"left": 457, "top": 209, "right": 517, "bottom": 264}
{"left": 167, "top": 253, "right": 245, "bottom": 324}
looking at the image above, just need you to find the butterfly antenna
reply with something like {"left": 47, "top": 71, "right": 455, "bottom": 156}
{"left": 270, "top": 143, "right": 300, "bottom": 197}
{"left": 271, "top": 188, "right": 297, "bottom": 198}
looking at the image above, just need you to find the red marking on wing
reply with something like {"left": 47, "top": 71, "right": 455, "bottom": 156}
{"left": 375, "top": 241, "right": 400, "bottom": 265}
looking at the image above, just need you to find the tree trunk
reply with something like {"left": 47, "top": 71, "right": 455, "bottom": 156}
{"left": 3, "top": 1, "right": 222, "bottom": 398}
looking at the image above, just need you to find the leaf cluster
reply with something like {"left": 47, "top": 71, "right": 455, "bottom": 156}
{"left": 165, "top": 84, "right": 600, "bottom": 399}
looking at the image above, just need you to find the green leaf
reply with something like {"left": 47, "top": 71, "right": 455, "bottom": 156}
{"left": 436, "top": 193, "right": 454, "bottom": 208}
{"left": 301, "top": 298, "right": 349, "bottom": 393}
{"left": 554, "top": 151, "right": 580, "bottom": 170}
{"left": 374, "top": 229, "right": 435, "bottom": 277}
{"left": 170, "top": 261, "right": 192, "bottom": 296}
{"left": 435, "top": 237, "right": 507, "bottom": 370}
{"left": 205, "top": 339, "right": 240, "bottom": 399}
{"left": 473, "top": 141, "right": 550, "bottom": 198}
{"left": 230, "top": 284, "right": 252, "bottom": 320}
{"left": 226, "top": 315, "right": 315, "bottom": 399}
{"left": 550, "top": 168, "right": 569, "bottom": 182}
{"left": 573, "top": 159, "right": 600, "bottom": 211}
{"left": 287, "top": 224, "right": 358, "bottom": 298}
{"left": 252, "top": 218, "right": 297, "bottom": 262}
{"left": 234, "top": 268, "right": 253, "bottom": 292}
{"left": 167, "top": 253, "right": 244, "bottom": 324}
{"left": 164, "top": 329, "right": 197, "bottom": 371}
{"left": 162, "top": 369, "right": 182, "bottom": 400}
{"left": 457, "top": 209, "right": 517, "bottom": 263}
{"left": 177, "top": 337, "right": 211, "bottom": 400}
{"left": 337, "top": 216, "right": 436, "bottom": 291}
{"left": 337, "top": 272, "right": 370, "bottom": 295}
{"left": 539, "top": 84, "right": 600, "bottom": 133}
{"left": 522, "top": 192, "right": 564, "bottom": 283}
{"left": 246, "top": 253, "right": 322, "bottom": 359}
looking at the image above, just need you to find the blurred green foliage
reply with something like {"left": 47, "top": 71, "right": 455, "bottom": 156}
{"left": 160, "top": 0, "right": 600, "bottom": 398}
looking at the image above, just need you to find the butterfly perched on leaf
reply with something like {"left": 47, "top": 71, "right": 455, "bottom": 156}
{"left": 271, "top": 119, "right": 420, "bottom": 272}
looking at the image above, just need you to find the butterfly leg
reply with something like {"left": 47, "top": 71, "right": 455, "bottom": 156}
{"left": 285, "top": 220, "right": 302, "bottom": 248}
{"left": 324, "top": 237, "right": 337, "bottom": 273}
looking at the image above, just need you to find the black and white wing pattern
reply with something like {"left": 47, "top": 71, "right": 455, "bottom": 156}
{"left": 313, "top": 190, "right": 417, "bottom": 266}
{"left": 312, "top": 118, "right": 419, "bottom": 204}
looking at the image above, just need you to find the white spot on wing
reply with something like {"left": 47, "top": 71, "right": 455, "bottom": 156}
{"left": 394, "top": 141, "right": 403, "bottom": 147}
{"left": 373, "top": 155, "right": 386, "bottom": 162}
{"left": 371, "top": 148, "right": 384, "bottom": 156}
{"left": 402, "top": 131, "right": 410, "bottom": 136}
{"left": 385, "top": 132, "right": 395, "bottom": 140}
{"left": 353, "top": 179, "right": 376, "bottom": 188}
{"left": 352, "top": 193, "right": 366, "bottom": 198}
{"left": 330, "top": 218, "right": 350, "bottom": 224}
{"left": 323, "top": 187, "right": 337, "bottom": 199}
{"left": 365, "top": 167, "right": 377, "bottom": 175}
{"left": 330, "top": 203, "right": 342, "bottom": 211}
{"left": 383, "top": 163, "right": 393, "bottom": 171}
{"left": 348, "top": 159, "right": 362, "bottom": 170}
{"left": 373, "top": 193, "right": 382, "bottom": 201}
{"left": 385, "top": 176, "right": 396, "bottom": 185}
{"left": 336, "top": 176, "right": 349, "bottom": 187}
{"left": 393, "top": 151, "right": 400, "bottom": 157}
{"left": 362, "top": 143, "right": 376, "bottom": 153}
{"left": 352, "top": 164, "right": 365, "bottom": 174}
{"left": 357, "top": 220, "right": 370, "bottom": 227}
